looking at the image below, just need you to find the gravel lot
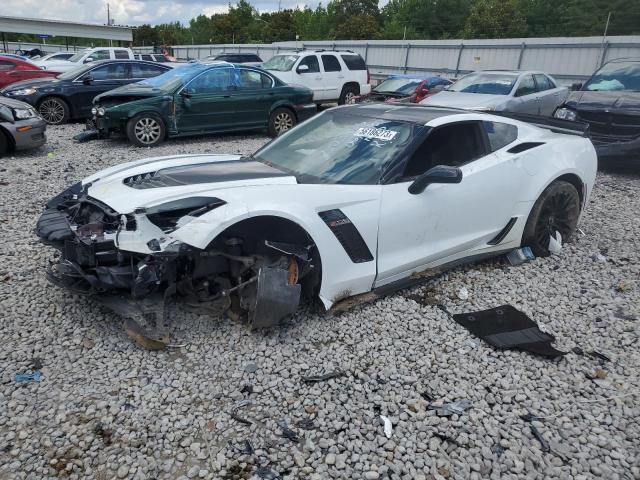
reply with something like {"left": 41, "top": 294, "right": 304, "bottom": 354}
{"left": 1, "top": 124, "right": 639, "bottom": 480}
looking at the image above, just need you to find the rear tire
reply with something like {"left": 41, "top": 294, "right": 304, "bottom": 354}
{"left": 268, "top": 108, "right": 296, "bottom": 137}
{"left": 38, "top": 97, "right": 70, "bottom": 125}
{"left": 522, "top": 180, "right": 581, "bottom": 257}
{"left": 126, "top": 113, "right": 166, "bottom": 147}
{"left": 338, "top": 84, "right": 359, "bottom": 105}
{"left": 0, "top": 130, "right": 8, "bottom": 158}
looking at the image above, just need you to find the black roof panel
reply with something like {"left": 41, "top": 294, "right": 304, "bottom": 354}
{"left": 333, "top": 104, "right": 466, "bottom": 124}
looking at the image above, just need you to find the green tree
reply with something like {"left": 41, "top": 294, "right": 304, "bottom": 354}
{"left": 463, "top": 0, "right": 528, "bottom": 38}
{"left": 381, "top": 0, "right": 471, "bottom": 39}
{"left": 132, "top": 24, "right": 159, "bottom": 46}
{"left": 327, "top": 0, "right": 381, "bottom": 39}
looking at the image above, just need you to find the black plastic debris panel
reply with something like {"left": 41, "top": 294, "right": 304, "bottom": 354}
{"left": 452, "top": 305, "right": 567, "bottom": 358}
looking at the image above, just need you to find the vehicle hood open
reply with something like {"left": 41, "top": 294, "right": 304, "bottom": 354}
{"left": 84, "top": 154, "right": 297, "bottom": 213}
{"left": 421, "top": 91, "right": 505, "bottom": 109}
{"left": 564, "top": 90, "right": 640, "bottom": 114}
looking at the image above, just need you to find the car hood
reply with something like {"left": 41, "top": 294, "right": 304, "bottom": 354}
{"left": 3, "top": 77, "right": 62, "bottom": 92}
{"left": 420, "top": 91, "right": 506, "bottom": 109}
{"left": 84, "top": 154, "right": 297, "bottom": 213}
{"left": 0, "top": 96, "right": 34, "bottom": 109}
{"left": 564, "top": 90, "right": 640, "bottom": 114}
{"left": 33, "top": 59, "right": 75, "bottom": 68}
{"left": 94, "top": 83, "right": 165, "bottom": 103}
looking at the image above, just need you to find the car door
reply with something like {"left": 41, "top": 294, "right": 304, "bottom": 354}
{"left": 292, "top": 55, "right": 324, "bottom": 101}
{"left": 321, "top": 54, "right": 343, "bottom": 100}
{"left": 508, "top": 74, "right": 540, "bottom": 115}
{"left": 375, "top": 120, "right": 527, "bottom": 286}
{"left": 71, "top": 62, "right": 129, "bottom": 117}
{"left": 232, "top": 68, "right": 275, "bottom": 127}
{"left": 174, "top": 66, "right": 237, "bottom": 133}
{"left": 533, "top": 74, "right": 565, "bottom": 116}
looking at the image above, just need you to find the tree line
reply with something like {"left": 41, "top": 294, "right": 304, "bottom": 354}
{"left": 5, "top": 0, "right": 640, "bottom": 48}
{"left": 132, "top": 0, "right": 640, "bottom": 46}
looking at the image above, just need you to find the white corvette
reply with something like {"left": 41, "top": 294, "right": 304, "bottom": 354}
{"left": 36, "top": 104, "right": 596, "bottom": 343}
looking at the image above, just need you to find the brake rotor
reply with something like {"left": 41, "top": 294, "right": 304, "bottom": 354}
{"left": 287, "top": 257, "right": 299, "bottom": 285}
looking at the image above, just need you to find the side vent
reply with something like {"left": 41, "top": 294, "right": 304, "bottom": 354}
{"left": 488, "top": 217, "right": 518, "bottom": 245}
{"left": 318, "top": 209, "right": 373, "bottom": 263}
{"left": 507, "top": 142, "right": 545, "bottom": 154}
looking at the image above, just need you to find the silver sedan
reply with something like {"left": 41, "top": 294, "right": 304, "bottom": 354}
{"left": 421, "top": 70, "right": 568, "bottom": 116}
{"left": 0, "top": 96, "right": 46, "bottom": 157}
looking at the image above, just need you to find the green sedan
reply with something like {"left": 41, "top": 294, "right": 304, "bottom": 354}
{"left": 90, "top": 62, "right": 317, "bottom": 147}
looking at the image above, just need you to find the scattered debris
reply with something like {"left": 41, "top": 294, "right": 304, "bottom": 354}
{"left": 428, "top": 399, "right": 473, "bottom": 417}
{"left": 419, "top": 390, "right": 435, "bottom": 402}
{"left": 464, "top": 338, "right": 481, "bottom": 349}
{"left": 304, "top": 405, "right": 315, "bottom": 414}
{"left": 452, "top": 305, "right": 567, "bottom": 358}
{"left": 301, "top": 369, "right": 345, "bottom": 384}
{"left": 229, "top": 399, "right": 253, "bottom": 425}
{"left": 432, "top": 431, "right": 460, "bottom": 447}
{"left": 572, "top": 346, "right": 584, "bottom": 355}
{"left": 73, "top": 130, "right": 99, "bottom": 143}
{"left": 615, "top": 281, "right": 630, "bottom": 293}
{"left": 277, "top": 420, "right": 299, "bottom": 443}
{"left": 94, "top": 423, "right": 113, "bottom": 445}
{"left": 530, "top": 425, "right": 551, "bottom": 453}
{"left": 588, "top": 350, "right": 611, "bottom": 364}
{"left": 123, "top": 318, "right": 169, "bottom": 351}
{"left": 295, "top": 418, "right": 315, "bottom": 431}
{"left": 31, "top": 358, "right": 43, "bottom": 370}
{"left": 255, "top": 466, "right": 280, "bottom": 479}
{"left": 244, "top": 362, "right": 258, "bottom": 373}
{"left": 506, "top": 246, "right": 535, "bottom": 266}
{"left": 594, "top": 368, "right": 608, "bottom": 379}
{"left": 15, "top": 371, "right": 41, "bottom": 383}
{"left": 520, "top": 412, "right": 544, "bottom": 422}
{"left": 240, "top": 384, "right": 254, "bottom": 396}
{"left": 229, "top": 439, "right": 254, "bottom": 455}
{"left": 548, "top": 231, "right": 563, "bottom": 255}
{"left": 591, "top": 252, "right": 607, "bottom": 263}
{"left": 380, "top": 415, "right": 393, "bottom": 438}
{"left": 457, "top": 287, "right": 469, "bottom": 300}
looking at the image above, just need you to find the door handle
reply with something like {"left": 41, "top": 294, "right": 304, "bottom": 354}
{"left": 338, "top": 75, "right": 345, "bottom": 79}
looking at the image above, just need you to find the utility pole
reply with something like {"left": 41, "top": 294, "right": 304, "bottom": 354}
{"left": 597, "top": 11, "right": 611, "bottom": 69}
{"left": 107, "top": 2, "right": 113, "bottom": 46}
{"left": 278, "top": 0, "right": 281, "bottom": 11}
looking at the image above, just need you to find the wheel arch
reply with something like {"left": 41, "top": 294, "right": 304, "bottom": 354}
{"left": 548, "top": 172, "right": 585, "bottom": 207}
{"left": 341, "top": 81, "right": 360, "bottom": 93}
{"left": 126, "top": 110, "right": 170, "bottom": 139}
{"left": 205, "top": 214, "right": 323, "bottom": 297}
{"left": 269, "top": 102, "right": 297, "bottom": 121}
{"left": 0, "top": 125, "right": 15, "bottom": 152}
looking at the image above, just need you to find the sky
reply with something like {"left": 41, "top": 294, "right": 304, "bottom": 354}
{"left": 0, "top": 0, "right": 335, "bottom": 26}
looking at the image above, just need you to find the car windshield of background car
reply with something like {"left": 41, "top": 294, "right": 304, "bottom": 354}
{"left": 584, "top": 61, "right": 640, "bottom": 91}
{"left": 262, "top": 55, "right": 298, "bottom": 71}
{"left": 449, "top": 73, "right": 518, "bottom": 95}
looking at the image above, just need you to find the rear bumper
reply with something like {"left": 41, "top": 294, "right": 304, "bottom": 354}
{"left": 6, "top": 117, "right": 47, "bottom": 150}
{"left": 294, "top": 103, "right": 318, "bottom": 123}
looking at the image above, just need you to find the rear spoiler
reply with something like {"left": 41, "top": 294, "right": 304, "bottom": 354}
{"left": 487, "top": 111, "right": 590, "bottom": 138}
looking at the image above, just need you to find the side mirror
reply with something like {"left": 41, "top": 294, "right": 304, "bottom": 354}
{"left": 296, "top": 64, "right": 309, "bottom": 74}
{"left": 84, "top": 57, "right": 95, "bottom": 63}
{"left": 571, "top": 82, "right": 583, "bottom": 91}
{"left": 82, "top": 75, "right": 93, "bottom": 85}
{"left": 408, "top": 165, "right": 462, "bottom": 195}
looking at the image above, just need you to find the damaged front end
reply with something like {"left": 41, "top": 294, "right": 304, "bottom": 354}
{"left": 36, "top": 183, "right": 315, "bottom": 348}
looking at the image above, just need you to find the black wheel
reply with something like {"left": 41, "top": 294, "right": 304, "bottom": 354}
{"left": 38, "top": 97, "right": 70, "bottom": 125}
{"left": 0, "top": 130, "right": 8, "bottom": 158}
{"left": 522, "top": 180, "right": 581, "bottom": 257}
{"left": 268, "top": 108, "right": 296, "bottom": 137}
{"left": 338, "top": 84, "right": 359, "bottom": 105}
{"left": 126, "top": 113, "right": 166, "bottom": 147}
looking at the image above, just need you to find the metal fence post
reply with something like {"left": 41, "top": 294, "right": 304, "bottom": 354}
{"left": 455, "top": 44, "right": 464, "bottom": 76}
{"left": 403, "top": 43, "right": 411, "bottom": 73}
{"left": 517, "top": 42, "right": 526, "bottom": 69}
{"left": 364, "top": 43, "right": 369, "bottom": 62}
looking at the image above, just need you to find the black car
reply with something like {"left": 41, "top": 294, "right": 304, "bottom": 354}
{"left": 554, "top": 58, "right": 640, "bottom": 163}
{"left": 0, "top": 60, "right": 172, "bottom": 124}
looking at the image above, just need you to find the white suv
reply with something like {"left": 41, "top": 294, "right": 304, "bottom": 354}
{"left": 34, "top": 47, "right": 135, "bottom": 73}
{"left": 263, "top": 50, "right": 371, "bottom": 104}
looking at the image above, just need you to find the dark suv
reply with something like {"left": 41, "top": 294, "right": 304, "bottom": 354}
{"left": 554, "top": 58, "right": 640, "bottom": 163}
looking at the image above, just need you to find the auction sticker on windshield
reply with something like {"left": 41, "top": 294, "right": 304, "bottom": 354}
{"left": 354, "top": 127, "right": 399, "bottom": 141}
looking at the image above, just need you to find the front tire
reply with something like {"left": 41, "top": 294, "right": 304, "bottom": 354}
{"left": 126, "top": 113, "right": 166, "bottom": 147}
{"left": 38, "top": 97, "right": 70, "bottom": 125}
{"left": 268, "top": 108, "right": 296, "bottom": 137}
{"left": 338, "top": 84, "right": 359, "bottom": 105}
{"left": 522, "top": 180, "right": 581, "bottom": 257}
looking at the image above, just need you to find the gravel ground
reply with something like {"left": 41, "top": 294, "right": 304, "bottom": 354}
{"left": 1, "top": 124, "right": 639, "bottom": 480}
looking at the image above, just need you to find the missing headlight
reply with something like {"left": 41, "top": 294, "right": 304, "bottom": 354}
{"left": 145, "top": 197, "right": 226, "bottom": 232}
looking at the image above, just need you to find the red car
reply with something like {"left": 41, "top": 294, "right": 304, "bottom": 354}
{"left": 0, "top": 56, "right": 59, "bottom": 89}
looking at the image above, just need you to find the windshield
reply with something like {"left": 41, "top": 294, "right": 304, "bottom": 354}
{"left": 68, "top": 50, "right": 90, "bottom": 63}
{"left": 262, "top": 55, "right": 297, "bottom": 72}
{"left": 253, "top": 111, "right": 420, "bottom": 185}
{"left": 138, "top": 63, "right": 211, "bottom": 91}
{"left": 374, "top": 78, "right": 423, "bottom": 95}
{"left": 449, "top": 72, "right": 517, "bottom": 95}
{"left": 584, "top": 61, "right": 640, "bottom": 92}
